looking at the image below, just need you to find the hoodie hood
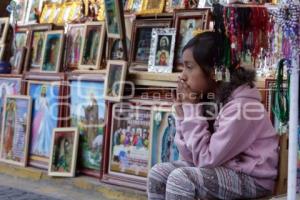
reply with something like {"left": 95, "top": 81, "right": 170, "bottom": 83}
{"left": 230, "top": 84, "right": 262, "bottom": 102}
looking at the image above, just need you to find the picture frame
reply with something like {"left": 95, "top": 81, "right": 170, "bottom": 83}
{"left": 25, "top": 74, "right": 65, "bottom": 169}
{"left": 49, "top": 3, "right": 63, "bottom": 24}
{"left": 125, "top": 0, "right": 142, "bottom": 13}
{"left": 48, "top": 127, "right": 79, "bottom": 177}
{"left": 79, "top": 22, "right": 106, "bottom": 70}
{"left": 173, "top": 9, "right": 210, "bottom": 69}
{"left": 11, "top": 47, "right": 27, "bottom": 74}
{"left": 25, "top": 0, "right": 44, "bottom": 24}
{"left": 104, "top": 0, "right": 124, "bottom": 39}
{"left": 165, "top": 0, "right": 184, "bottom": 12}
{"left": 10, "top": 0, "right": 28, "bottom": 25}
{"left": 64, "top": 23, "right": 85, "bottom": 71}
{"left": 140, "top": 0, "right": 165, "bottom": 15}
{"left": 40, "top": 3, "right": 55, "bottom": 24}
{"left": 57, "top": 2, "right": 82, "bottom": 25}
{"left": 0, "top": 17, "right": 9, "bottom": 44}
{"left": 129, "top": 19, "right": 172, "bottom": 70}
{"left": 109, "top": 39, "right": 125, "bottom": 60}
{"left": 104, "top": 60, "right": 128, "bottom": 102}
{"left": 25, "top": 24, "right": 53, "bottom": 72}
{"left": 66, "top": 73, "right": 106, "bottom": 177}
{"left": 0, "top": 44, "right": 5, "bottom": 61}
{"left": 40, "top": 30, "right": 64, "bottom": 73}
{"left": 149, "top": 107, "right": 179, "bottom": 168}
{"left": 0, "top": 95, "right": 32, "bottom": 167}
{"left": 148, "top": 28, "right": 176, "bottom": 73}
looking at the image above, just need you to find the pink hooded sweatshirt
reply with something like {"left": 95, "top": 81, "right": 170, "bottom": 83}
{"left": 175, "top": 84, "right": 279, "bottom": 191}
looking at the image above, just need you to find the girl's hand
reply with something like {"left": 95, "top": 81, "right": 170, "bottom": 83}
{"left": 177, "top": 78, "right": 201, "bottom": 104}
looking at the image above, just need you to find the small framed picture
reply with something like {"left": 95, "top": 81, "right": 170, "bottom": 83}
{"left": 125, "top": 0, "right": 142, "bottom": 13}
{"left": 148, "top": 28, "right": 176, "bottom": 73}
{"left": 149, "top": 107, "right": 179, "bottom": 168}
{"left": 48, "top": 127, "right": 79, "bottom": 177}
{"left": 0, "top": 44, "right": 5, "bottom": 60}
{"left": 10, "top": 29, "right": 29, "bottom": 71}
{"left": 0, "top": 95, "right": 32, "bottom": 167}
{"left": 104, "top": 0, "right": 124, "bottom": 38}
{"left": 109, "top": 39, "right": 125, "bottom": 60}
{"left": 165, "top": 0, "right": 184, "bottom": 12}
{"left": 11, "top": 47, "right": 27, "bottom": 74}
{"left": 57, "top": 2, "right": 82, "bottom": 25}
{"left": 104, "top": 60, "right": 127, "bottom": 102}
{"left": 40, "top": 3, "right": 54, "bottom": 24}
{"left": 173, "top": 9, "right": 210, "bottom": 69}
{"left": 79, "top": 22, "right": 106, "bottom": 70}
{"left": 41, "top": 30, "right": 64, "bottom": 73}
{"left": 140, "top": 0, "right": 165, "bottom": 14}
{"left": 0, "top": 18, "right": 9, "bottom": 44}
{"left": 129, "top": 19, "right": 172, "bottom": 70}
{"left": 25, "top": 0, "right": 44, "bottom": 24}
{"left": 65, "top": 24, "right": 85, "bottom": 70}
{"left": 10, "top": 0, "right": 28, "bottom": 25}
{"left": 49, "top": 3, "right": 63, "bottom": 24}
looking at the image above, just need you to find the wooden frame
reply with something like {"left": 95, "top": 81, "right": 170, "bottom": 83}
{"left": 104, "top": 60, "right": 128, "bottom": 102}
{"left": 129, "top": 19, "right": 172, "bottom": 71}
{"left": 0, "top": 95, "right": 32, "bottom": 167}
{"left": 0, "top": 17, "right": 9, "bottom": 44}
{"left": 25, "top": 24, "right": 53, "bottom": 72}
{"left": 48, "top": 127, "right": 79, "bottom": 177}
{"left": 25, "top": 0, "right": 44, "bottom": 24}
{"left": 104, "top": 0, "right": 124, "bottom": 39}
{"left": 173, "top": 9, "right": 210, "bottom": 70}
{"left": 66, "top": 72, "right": 107, "bottom": 177}
{"left": 79, "top": 22, "right": 106, "bottom": 70}
{"left": 25, "top": 72, "right": 65, "bottom": 169}
{"left": 139, "top": 0, "right": 165, "bottom": 15}
{"left": 148, "top": 28, "right": 176, "bottom": 73}
{"left": 40, "top": 30, "right": 64, "bottom": 73}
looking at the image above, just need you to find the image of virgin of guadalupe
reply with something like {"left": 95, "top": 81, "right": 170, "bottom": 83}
{"left": 69, "top": 29, "right": 82, "bottom": 66}
{"left": 161, "top": 115, "right": 179, "bottom": 162}
{"left": 33, "top": 34, "right": 44, "bottom": 65}
{"left": 53, "top": 137, "right": 72, "bottom": 172}
{"left": 155, "top": 36, "right": 171, "bottom": 66}
{"left": 83, "top": 28, "right": 100, "bottom": 65}
{"left": 3, "top": 100, "right": 16, "bottom": 158}
{"left": 43, "top": 36, "right": 60, "bottom": 71}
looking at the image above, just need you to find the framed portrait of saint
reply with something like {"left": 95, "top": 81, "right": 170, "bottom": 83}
{"left": 104, "top": 60, "right": 127, "bottom": 102}
{"left": 140, "top": 0, "right": 165, "bottom": 14}
{"left": 104, "top": 0, "right": 124, "bottom": 38}
{"left": 67, "top": 74, "right": 106, "bottom": 176}
{"left": 0, "top": 95, "right": 32, "bottom": 167}
{"left": 109, "top": 39, "right": 124, "bottom": 60}
{"left": 173, "top": 9, "right": 210, "bottom": 69}
{"left": 40, "top": 3, "right": 55, "bottom": 24}
{"left": 0, "top": 18, "right": 9, "bottom": 44}
{"left": 40, "top": 30, "right": 64, "bottom": 73}
{"left": 48, "top": 128, "right": 79, "bottom": 177}
{"left": 10, "top": 0, "right": 28, "bottom": 25}
{"left": 65, "top": 24, "right": 85, "bottom": 71}
{"left": 129, "top": 19, "right": 172, "bottom": 70}
{"left": 79, "top": 22, "right": 106, "bottom": 70}
{"left": 149, "top": 108, "right": 179, "bottom": 168}
{"left": 25, "top": 0, "right": 44, "bottom": 24}
{"left": 148, "top": 28, "right": 176, "bottom": 73}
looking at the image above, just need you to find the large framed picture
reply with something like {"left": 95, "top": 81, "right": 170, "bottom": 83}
{"left": 104, "top": 0, "right": 124, "bottom": 39}
{"left": 149, "top": 107, "right": 179, "bottom": 168}
{"left": 104, "top": 60, "right": 127, "bottom": 102}
{"left": 67, "top": 73, "right": 106, "bottom": 177}
{"left": 26, "top": 77, "right": 64, "bottom": 169}
{"left": 65, "top": 24, "right": 85, "bottom": 71}
{"left": 48, "top": 127, "right": 79, "bottom": 177}
{"left": 173, "top": 9, "right": 210, "bottom": 69}
{"left": 0, "top": 95, "right": 32, "bottom": 167}
{"left": 140, "top": 0, "right": 165, "bottom": 14}
{"left": 148, "top": 28, "right": 176, "bottom": 73}
{"left": 25, "top": 24, "right": 53, "bottom": 72}
{"left": 25, "top": 0, "right": 44, "bottom": 24}
{"left": 129, "top": 19, "right": 172, "bottom": 70}
{"left": 79, "top": 22, "right": 106, "bottom": 70}
{"left": 0, "top": 18, "right": 9, "bottom": 44}
{"left": 41, "top": 30, "right": 64, "bottom": 73}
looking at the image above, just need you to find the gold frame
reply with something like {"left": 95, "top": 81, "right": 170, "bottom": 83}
{"left": 57, "top": 2, "right": 82, "bottom": 25}
{"left": 48, "top": 127, "right": 79, "bottom": 177}
{"left": 139, "top": 0, "right": 165, "bottom": 15}
{"left": 40, "top": 3, "right": 55, "bottom": 23}
{"left": 0, "top": 95, "right": 32, "bottom": 167}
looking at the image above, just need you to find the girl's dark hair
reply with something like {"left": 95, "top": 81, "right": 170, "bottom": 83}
{"left": 182, "top": 31, "right": 256, "bottom": 104}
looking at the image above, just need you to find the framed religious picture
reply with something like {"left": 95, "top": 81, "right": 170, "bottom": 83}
{"left": 0, "top": 77, "right": 22, "bottom": 140}
{"left": 67, "top": 73, "right": 106, "bottom": 177}
{"left": 148, "top": 28, "right": 176, "bottom": 73}
{"left": 25, "top": 0, "right": 44, "bottom": 24}
{"left": 0, "top": 44, "right": 5, "bottom": 60}
{"left": 0, "top": 18, "right": 9, "bottom": 44}
{"left": 49, "top": 3, "right": 63, "bottom": 24}
{"left": 129, "top": 19, "right": 172, "bottom": 70}
{"left": 25, "top": 24, "right": 53, "bottom": 72}
{"left": 79, "top": 22, "right": 106, "bottom": 70}
{"left": 64, "top": 24, "right": 85, "bottom": 71}
{"left": 108, "top": 103, "right": 151, "bottom": 181}
{"left": 48, "top": 127, "right": 79, "bottom": 177}
{"left": 57, "top": 2, "right": 82, "bottom": 25}
{"left": 11, "top": 47, "right": 27, "bottom": 74}
{"left": 125, "top": 0, "right": 142, "bottom": 13}
{"left": 149, "top": 107, "right": 179, "bottom": 168}
{"left": 103, "top": 0, "right": 124, "bottom": 38}
{"left": 173, "top": 9, "right": 210, "bottom": 70}
{"left": 26, "top": 78, "right": 63, "bottom": 169}
{"left": 139, "top": 0, "right": 165, "bottom": 15}
{"left": 0, "top": 95, "right": 32, "bottom": 167}
{"left": 40, "top": 3, "right": 55, "bottom": 24}
{"left": 10, "top": 0, "right": 28, "bottom": 25}
{"left": 109, "top": 39, "right": 124, "bottom": 60}
{"left": 40, "top": 30, "right": 64, "bottom": 73}
{"left": 104, "top": 60, "right": 127, "bottom": 102}
{"left": 165, "top": 0, "right": 184, "bottom": 12}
